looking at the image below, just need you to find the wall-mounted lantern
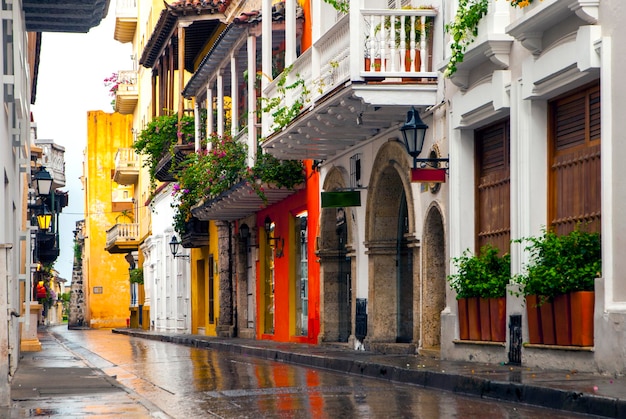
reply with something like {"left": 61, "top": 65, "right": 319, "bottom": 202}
{"left": 400, "top": 107, "right": 449, "bottom": 182}
{"left": 169, "top": 236, "right": 189, "bottom": 259}
{"left": 36, "top": 207, "right": 52, "bottom": 231}
{"left": 34, "top": 167, "right": 53, "bottom": 197}
{"left": 264, "top": 216, "right": 284, "bottom": 257}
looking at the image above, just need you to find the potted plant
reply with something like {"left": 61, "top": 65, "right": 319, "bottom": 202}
{"left": 374, "top": 6, "right": 435, "bottom": 73}
{"left": 129, "top": 268, "right": 143, "bottom": 285}
{"left": 448, "top": 245, "right": 510, "bottom": 341}
{"left": 516, "top": 226, "right": 601, "bottom": 346}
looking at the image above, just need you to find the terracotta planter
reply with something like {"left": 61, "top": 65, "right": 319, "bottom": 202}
{"left": 479, "top": 297, "right": 491, "bottom": 341}
{"left": 457, "top": 298, "right": 469, "bottom": 340}
{"left": 570, "top": 290, "right": 594, "bottom": 346}
{"left": 526, "top": 295, "right": 542, "bottom": 344}
{"left": 404, "top": 49, "right": 421, "bottom": 72}
{"left": 553, "top": 293, "right": 572, "bottom": 346}
{"left": 467, "top": 297, "right": 481, "bottom": 341}
{"left": 539, "top": 299, "right": 556, "bottom": 345}
{"left": 489, "top": 297, "right": 507, "bottom": 342}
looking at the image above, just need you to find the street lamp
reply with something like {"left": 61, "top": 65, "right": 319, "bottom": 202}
{"left": 264, "top": 216, "right": 284, "bottom": 257}
{"left": 34, "top": 167, "right": 53, "bottom": 196}
{"left": 169, "top": 235, "right": 189, "bottom": 259}
{"left": 36, "top": 206, "right": 52, "bottom": 231}
{"left": 399, "top": 107, "right": 449, "bottom": 169}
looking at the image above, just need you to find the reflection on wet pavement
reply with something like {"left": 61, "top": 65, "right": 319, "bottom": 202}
{"left": 45, "top": 327, "right": 598, "bottom": 419}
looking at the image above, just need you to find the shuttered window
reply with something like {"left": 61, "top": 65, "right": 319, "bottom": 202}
{"left": 549, "top": 83, "right": 601, "bottom": 235}
{"left": 476, "top": 120, "right": 511, "bottom": 254}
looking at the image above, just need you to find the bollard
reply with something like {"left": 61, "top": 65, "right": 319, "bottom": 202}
{"left": 126, "top": 318, "right": 130, "bottom": 328}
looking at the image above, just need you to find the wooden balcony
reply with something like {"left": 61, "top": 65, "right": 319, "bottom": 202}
{"left": 115, "top": 70, "right": 138, "bottom": 115}
{"left": 114, "top": 0, "right": 138, "bottom": 43}
{"left": 262, "top": 7, "right": 438, "bottom": 161}
{"left": 113, "top": 148, "right": 139, "bottom": 185}
{"left": 105, "top": 223, "right": 139, "bottom": 254}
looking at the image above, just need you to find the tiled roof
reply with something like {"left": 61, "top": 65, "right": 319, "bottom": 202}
{"left": 139, "top": 0, "right": 230, "bottom": 70}
{"left": 23, "top": 0, "right": 109, "bottom": 33}
{"left": 183, "top": 1, "right": 304, "bottom": 98}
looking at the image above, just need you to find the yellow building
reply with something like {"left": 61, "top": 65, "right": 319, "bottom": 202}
{"left": 83, "top": 110, "right": 135, "bottom": 328}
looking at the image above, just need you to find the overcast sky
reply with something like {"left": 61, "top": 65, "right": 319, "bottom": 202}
{"left": 31, "top": 4, "right": 132, "bottom": 282}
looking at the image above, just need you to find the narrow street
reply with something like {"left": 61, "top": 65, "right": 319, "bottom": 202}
{"left": 27, "top": 326, "right": 599, "bottom": 418}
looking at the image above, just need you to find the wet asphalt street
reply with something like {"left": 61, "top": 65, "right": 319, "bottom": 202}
{"left": 10, "top": 326, "right": 600, "bottom": 418}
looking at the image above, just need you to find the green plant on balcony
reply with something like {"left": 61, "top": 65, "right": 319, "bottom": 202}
{"left": 115, "top": 209, "right": 134, "bottom": 224}
{"left": 261, "top": 65, "right": 311, "bottom": 133}
{"left": 172, "top": 135, "right": 247, "bottom": 235}
{"left": 172, "top": 135, "right": 305, "bottom": 236}
{"left": 248, "top": 148, "right": 306, "bottom": 202}
{"left": 507, "top": 0, "right": 534, "bottom": 7}
{"left": 129, "top": 268, "right": 144, "bottom": 285}
{"left": 132, "top": 113, "right": 196, "bottom": 189}
{"left": 444, "top": 0, "right": 488, "bottom": 77}
{"left": 323, "top": 0, "right": 349, "bottom": 14}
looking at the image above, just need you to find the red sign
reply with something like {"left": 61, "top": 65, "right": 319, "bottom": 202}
{"left": 411, "top": 168, "right": 446, "bottom": 183}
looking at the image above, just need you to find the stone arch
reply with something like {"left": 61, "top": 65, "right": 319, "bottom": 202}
{"left": 421, "top": 203, "right": 446, "bottom": 352}
{"left": 318, "top": 166, "right": 355, "bottom": 343}
{"left": 365, "top": 141, "right": 420, "bottom": 349}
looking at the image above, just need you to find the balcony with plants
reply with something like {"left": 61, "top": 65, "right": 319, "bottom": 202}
{"left": 174, "top": 134, "right": 305, "bottom": 232}
{"left": 261, "top": 4, "right": 439, "bottom": 161}
{"left": 105, "top": 210, "right": 139, "bottom": 254}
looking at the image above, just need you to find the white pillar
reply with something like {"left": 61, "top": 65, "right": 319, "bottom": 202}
{"left": 285, "top": 0, "right": 297, "bottom": 66}
{"left": 207, "top": 83, "right": 214, "bottom": 148}
{"left": 194, "top": 102, "right": 200, "bottom": 151}
{"left": 217, "top": 71, "right": 224, "bottom": 137}
{"left": 262, "top": 0, "right": 272, "bottom": 136}
{"left": 247, "top": 35, "right": 257, "bottom": 168}
{"left": 230, "top": 52, "right": 239, "bottom": 137}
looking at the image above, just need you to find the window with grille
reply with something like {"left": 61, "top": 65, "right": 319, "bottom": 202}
{"left": 475, "top": 119, "right": 511, "bottom": 254}
{"left": 549, "top": 82, "right": 601, "bottom": 235}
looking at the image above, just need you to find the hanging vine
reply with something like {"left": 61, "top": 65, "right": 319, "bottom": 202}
{"left": 444, "top": 0, "right": 489, "bottom": 78}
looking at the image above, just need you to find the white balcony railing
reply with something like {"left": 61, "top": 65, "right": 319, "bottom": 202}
{"left": 263, "top": 7, "right": 437, "bottom": 137}
{"left": 105, "top": 223, "right": 139, "bottom": 248}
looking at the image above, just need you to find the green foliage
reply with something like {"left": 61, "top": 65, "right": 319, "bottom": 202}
{"left": 73, "top": 242, "right": 82, "bottom": 262}
{"left": 515, "top": 227, "right": 601, "bottom": 298}
{"left": 448, "top": 244, "right": 511, "bottom": 299}
{"left": 172, "top": 137, "right": 305, "bottom": 236}
{"left": 444, "top": 0, "right": 489, "bottom": 77}
{"left": 261, "top": 65, "right": 310, "bottom": 133}
{"left": 132, "top": 113, "right": 196, "bottom": 188}
{"left": 323, "top": 0, "right": 349, "bottom": 14}
{"left": 376, "top": 7, "right": 434, "bottom": 48}
{"left": 172, "top": 135, "right": 248, "bottom": 235}
{"left": 129, "top": 268, "right": 144, "bottom": 284}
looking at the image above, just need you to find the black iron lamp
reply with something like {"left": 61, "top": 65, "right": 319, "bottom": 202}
{"left": 264, "top": 216, "right": 284, "bottom": 256}
{"left": 34, "top": 167, "right": 53, "bottom": 196}
{"left": 400, "top": 107, "right": 449, "bottom": 169}
{"left": 36, "top": 206, "right": 52, "bottom": 231}
{"left": 169, "top": 235, "right": 189, "bottom": 259}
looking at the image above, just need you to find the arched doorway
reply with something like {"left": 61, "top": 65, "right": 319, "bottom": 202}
{"left": 422, "top": 204, "right": 446, "bottom": 352}
{"left": 319, "top": 168, "right": 354, "bottom": 343}
{"left": 365, "top": 142, "right": 419, "bottom": 348}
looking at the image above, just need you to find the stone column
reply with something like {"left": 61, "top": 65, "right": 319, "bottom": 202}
{"left": 216, "top": 221, "right": 234, "bottom": 337}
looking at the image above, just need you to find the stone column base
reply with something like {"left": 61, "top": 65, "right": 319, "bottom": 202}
{"left": 20, "top": 338, "right": 42, "bottom": 352}
{"left": 21, "top": 302, "right": 43, "bottom": 352}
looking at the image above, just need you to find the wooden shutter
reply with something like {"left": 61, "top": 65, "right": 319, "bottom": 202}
{"left": 476, "top": 120, "right": 511, "bottom": 254}
{"left": 549, "top": 83, "right": 601, "bottom": 235}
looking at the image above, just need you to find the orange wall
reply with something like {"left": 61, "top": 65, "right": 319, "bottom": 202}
{"left": 256, "top": 161, "right": 320, "bottom": 343}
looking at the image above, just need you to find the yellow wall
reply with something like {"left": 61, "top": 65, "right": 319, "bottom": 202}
{"left": 84, "top": 110, "right": 134, "bottom": 328}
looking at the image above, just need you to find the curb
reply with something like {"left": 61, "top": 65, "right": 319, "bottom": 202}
{"left": 113, "top": 329, "right": 626, "bottom": 418}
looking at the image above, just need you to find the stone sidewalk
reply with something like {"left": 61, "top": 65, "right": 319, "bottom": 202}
{"left": 114, "top": 328, "right": 626, "bottom": 418}
{"left": 4, "top": 327, "right": 626, "bottom": 418}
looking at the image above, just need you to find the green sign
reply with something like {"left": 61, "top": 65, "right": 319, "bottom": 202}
{"left": 321, "top": 191, "right": 361, "bottom": 208}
